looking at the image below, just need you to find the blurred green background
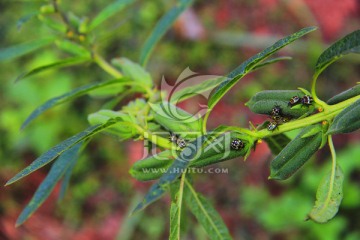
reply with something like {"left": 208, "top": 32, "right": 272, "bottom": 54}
{"left": 1, "top": 0, "right": 360, "bottom": 239}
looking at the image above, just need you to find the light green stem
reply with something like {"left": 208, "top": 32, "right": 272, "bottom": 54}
{"left": 94, "top": 53, "right": 123, "bottom": 78}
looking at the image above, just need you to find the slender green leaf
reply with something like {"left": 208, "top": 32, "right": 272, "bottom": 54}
{"left": 308, "top": 164, "right": 344, "bottom": 223}
{"left": 0, "top": 37, "right": 55, "bottom": 61}
{"left": 16, "top": 57, "right": 91, "bottom": 82}
{"left": 15, "top": 142, "right": 83, "bottom": 226}
{"left": 112, "top": 58, "right": 153, "bottom": 87}
{"left": 185, "top": 180, "right": 232, "bottom": 240}
{"left": 88, "top": 0, "right": 134, "bottom": 31}
{"left": 38, "top": 14, "right": 67, "bottom": 32}
{"left": 327, "top": 99, "right": 360, "bottom": 135}
{"left": 327, "top": 85, "right": 360, "bottom": 105}
{"left": 139, "top": 0, "right": 194, "bottom": 67}
{"left": 6, "top": 117, "right": 126, "bottom": 185}
{"left": 169, "top": 174, "right": 186, "bottom": 240}
{"left": 17, "top": 12, "right": 38, "bottom": 30}
{"left": 150, "top": 101, "right": 202, "bottom": 133}
{"left": 58, "top": 141, "right": 88, "bottom": 201}
{"left": 55, "top": 40, "right": 90, "bottom": 56}
{"left": 208, "top": 27, "right": 317, "bottom": 109}
{"left": 264, "top": 133, "right": 291, "bottom": 155}
{"left": 315, "top": 29, "right": 360, "bottom": 77}
{"left": 21, "top": 79, "right": 130, "bottom": 129}
{"left": 251, "top": 56, "right": 292, "bottom": 71}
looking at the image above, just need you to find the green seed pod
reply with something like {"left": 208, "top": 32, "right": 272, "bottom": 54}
{"left": 327, "top": 99, "right": 360, "bottom": 135}
{"left": 246, "top": 90, "right": 314, "bottom": 118}
{"left": 327, "top": 85, "right": 360, "bottom": 105}
{"left": 129, "top": 150, "right": 175, "bottom": 181}
{"left": 151, "top": 102, "right": 202, "bottom": 134}
{"left": 129, "top": 132, "right": 253, "bottom": 181}
{"left": 270, "top": 124, "right": 323, "bottom": 180}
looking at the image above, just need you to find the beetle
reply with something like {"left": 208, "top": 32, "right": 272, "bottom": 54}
{"left": 267, "top": 121, "right": 278, "bottom": 131}
{"left": 169, "top": 132, "right": 187, "bottom": 149}
{"left": 231, "top": 138, "right": 245, "bottom": 150}
{"left": 301, "top": 95, "right": 313, "bottom": 105}
{"left": 270, "top": 105, "right": 282, "bottom": 116}
{"left": 288, "top": 96, "right": 301, "bottom": 107}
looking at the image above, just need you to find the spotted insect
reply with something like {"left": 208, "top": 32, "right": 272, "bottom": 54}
{"left": 288, "top": 96, "right": 301, "bottom": 107}
{"left": 301, "top": 95, "right": 313, "bottom": 105}
{"left": 267, "top": 121, "right": 278, "bottom": 131}
{"left": 271, "top": 115, "right": 291, "bottom": 123}
{"left": 270, "top": 105, "right": 282, "bottom": 116}
{"left": 169, "top": 132, "right": 187, "bottom": 149}
{"left": 231, "top": 138, "right": 245, "bottom": 150}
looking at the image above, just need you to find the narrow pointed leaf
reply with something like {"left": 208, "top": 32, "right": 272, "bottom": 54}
{"left": 327, "top": 99, "right": 360, "bottom": 135}
{"left": 58, "top": 140, "right": 89, "bottom": 201}
{"left": 169, "top": 175, "right": 185, "bottom": 240}
{"left": 0, "top": 37, "right": 55, "bottom": 61}
{"left": 185, "top": 180, "right": 232, "bottom": 240}
{"left": 327, "top": 85, "right": 360, "bottom": 105}
{"left": 15, "top": 143, "right": 83, "bottom": 226}
{"left": 139, "top": 0, "right": 194, "bottom": 67}
{"left": 55, "top": 40, "right": 90, "bottom": 57}
{"left": 208, "top": 27, "right": 317, "bottom": 109}
{"left": 112, "top": 57, "right": 153, "bottom": 87}
{"left": 16, "top": 57, "right": 91, "bottom": 82}
{"left": 308, "top": 165, "right": 344, "bottom": 223}
{"left": 88, "top": 0, "right": 134, "bottom": 31}
{"left": 251, "top": 56, "right": 292, "bottom": 71}
{"left": 6, "top": 117, "right": 126, "bottom": 185}
{"left": 21, "top": 79, "right": 130, "bottom": 129}
{"left": 315, "top": 29, "right": 360, "bottom": 77}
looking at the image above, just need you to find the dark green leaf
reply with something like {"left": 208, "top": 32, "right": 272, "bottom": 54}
{"left": 327, "top": 85, "right": 360, "bottom": 105}
{"left": 270, "top": 124, "right": 322, "bottom": 180}
{"left": 208, "top": 27, "right": 317, "bottom": 109}
{"left": 15, "top": 142, "right": 83, "bottom": 226}
{"left": 327, "top": 99, "right": 360, "bottom": 135}
{"left": 112, "top": 57, "right": 153, "bottom": 87}
{"left": 0, "top": 37, "right": 55, "bottom": 61}
{"left": 251, "top": 56, "right": 292, "bottom": 71}
{"left": 139, "top": 0, "right": 194, "bottom": 67}
{"left": 88, "top": 0, "right": 134, "bottom": 30}
{"left": 16, "top": 57, "right": 91, "bottom": 82}
{"left": 169, "top": 175, "right": 185, "bottom": 240}
{"left": 185, "top": 180, "right": 232, "bottom": 240}
{"left": 21, "top": 79, "right": 130, "bottom": 129}
{"left": 6, "top": 117, "right": 126, "bottom": 185}
{"left": 264, "top": 133, "right": 291, "bottom": 155}
{"left": 308, "top": 164, "right": 344, "bottom": 223}
{"left": 315, "top": 29, "right": 360, "bottom": 77}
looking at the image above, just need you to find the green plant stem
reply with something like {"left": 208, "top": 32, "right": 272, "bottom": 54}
{"left": 94, "top": 53, "right": 123, "bottom": 78}
{"left": 311, "top": 72, "right": 328, "bottom": 106}
{"left": 176, "top": 173, "right": 186, "bottom": 240}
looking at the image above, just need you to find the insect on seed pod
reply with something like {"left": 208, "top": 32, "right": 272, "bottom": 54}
{"left": 231, "top": 138, "right": 245, "bottom": 150}
{"left": 267, "top": 121, "right": 278, "bottom": 131}
{"left": 288, "top": 96, "right": 301, "bottom": 107}
{"left": 301, "top": 95, "right": 313, "bottom": 105}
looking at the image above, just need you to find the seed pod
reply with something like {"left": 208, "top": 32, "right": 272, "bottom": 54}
{"left": 327, "top": 85, "right": 360, "bottom": 105}
{"left": 269, "top": 124, "right": 323, "bottom": 180}
{"left": 327, "top": 99, "right": 360, "bottom": 135}
{"left": 246, "top": 90, "right": 314, "bottom": 118}
{"left": 129, "top": 132, "right": 253, "bottom": 181}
